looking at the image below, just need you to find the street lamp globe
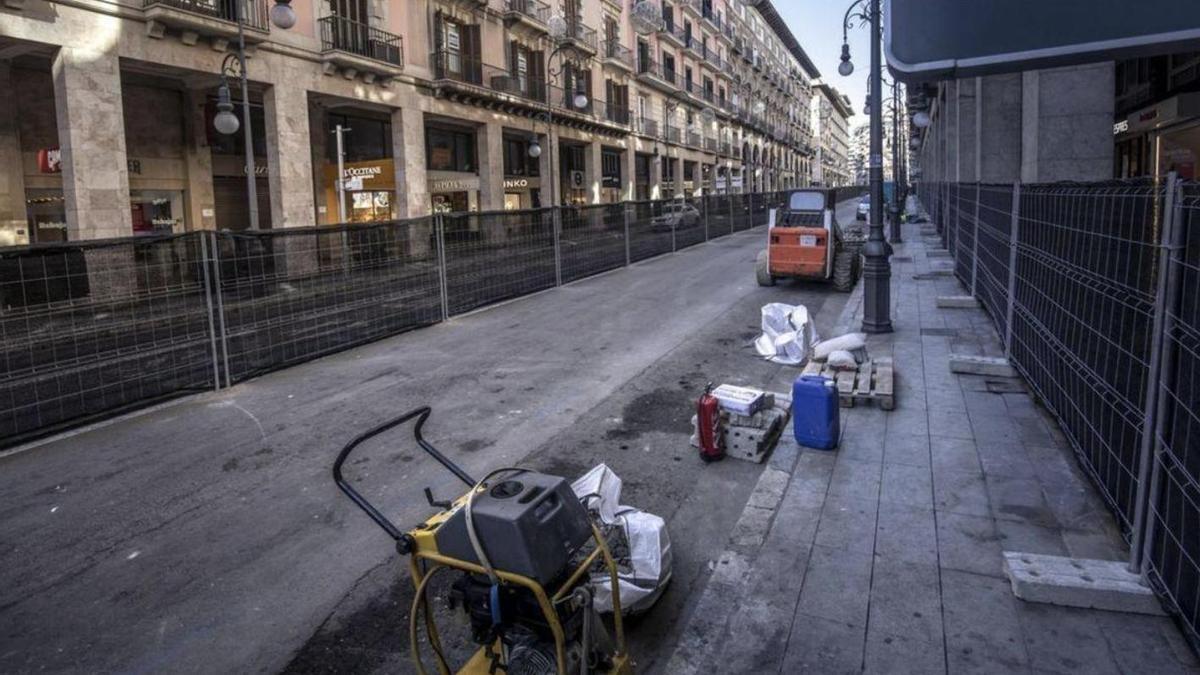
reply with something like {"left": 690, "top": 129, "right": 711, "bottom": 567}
{"left": 528, "top": 140, "right": 542, "bottom": 158}
{"left": 548, "top": 15, "right": 568, "bottom": 40}
{"left": 213, "top": 83, "right": 240, "bottom": 135}
{"left": 573, "top": 91, "right": 589, "bottom": 109}
{"left": 270, "top": 0, "right": 296, "bottom": 29}
{"left": 838, "top": 43, "right": 854, "bottom": 77}
{"left": 912, "top": 110, "right": 931, "bottom": 128}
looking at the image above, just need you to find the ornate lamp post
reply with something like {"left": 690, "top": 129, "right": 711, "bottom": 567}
{"left": 839, "top": 0, "right": 892, "bottom": 333}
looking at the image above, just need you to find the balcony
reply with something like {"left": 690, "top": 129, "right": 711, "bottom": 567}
{"left": 143, "top": 0, "right": 268, "bottom": 47}
{"left": 561, "top": 19, "right": 598, "bottom": 54}
{"left": 687, "top": 130, "right": 701, "bottom": 147}
{"left": 502, "top": 0, "right": 549, "bottom": 34}
{"left": 635, "top": 57, "right": 680, "bottom": 94}
{"left": 665, "top": 124, "right": 682, "bottom": 144}
{"left": 601, "top": 40, "right": 634, "bottom": 71}
{"left": 605, "top": 102, "right": 631, "bottom": 125}
{"left": 637, "top": 117, "right": 659, "bottom": 137}
{"left": 431, "top": 51, "right": 543, "bottom": 102}
{"left": 319, "top": 16, "right": 404, "bottom": 80}
{"left": 660, "top": 19, "right": 686, "bottom": 47}
{"left": 704, "top": 136, "right": 717, "bottom": 152}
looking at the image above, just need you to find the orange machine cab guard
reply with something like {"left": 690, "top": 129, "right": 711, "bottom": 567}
{"left": 766, "top": 205, "right": 832, "bottom": 279}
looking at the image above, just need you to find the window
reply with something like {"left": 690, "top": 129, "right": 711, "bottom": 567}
{"left": 601, "top": 148, "right": 622, "bottom": 187}
{"left": 663, "top": 52, "right": 676, "bottom": 79}
{"left": 326, "top": 113, "right": 393, "bottom": 163}
{"left": 503, "top": 136, "right": 540, "bottom": 176}
{"left": 426, "top": 125, "right": 477, "bottom": 172}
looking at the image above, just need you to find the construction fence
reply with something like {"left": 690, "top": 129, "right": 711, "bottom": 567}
{"left": 918, "top": 177, "right": 1200, "bottom": 649}
{"left": 0, "top": 191, "right": 802, "bottom": 447}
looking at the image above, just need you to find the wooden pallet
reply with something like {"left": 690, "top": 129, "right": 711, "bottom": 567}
{"left": 801, "top": 357, "right": 895, "bottom": 410}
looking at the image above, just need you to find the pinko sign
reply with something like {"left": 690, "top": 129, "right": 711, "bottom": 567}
{"left": 37, "top": 148, "right": 62, "bottom": 173}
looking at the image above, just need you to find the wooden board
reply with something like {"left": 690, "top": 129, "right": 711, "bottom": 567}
{"left": 800, "top": 358, "right": 896, "bottom": 410}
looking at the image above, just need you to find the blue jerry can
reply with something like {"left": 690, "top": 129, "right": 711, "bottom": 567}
{"left": 792, "top": 375, "right": 840, "bottom": 450}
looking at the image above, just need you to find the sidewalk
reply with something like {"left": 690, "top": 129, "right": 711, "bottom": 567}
{"left": 663, "top": 221, "right": 1199, "bottom": 674}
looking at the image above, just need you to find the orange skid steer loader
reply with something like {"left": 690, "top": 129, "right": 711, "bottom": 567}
{"left": 755, "top": 189, "right": 862, "bottom": 292}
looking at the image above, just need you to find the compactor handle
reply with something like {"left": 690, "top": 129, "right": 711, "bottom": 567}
{"left": 332, "top": 407, "right": 477, "bottom": 545}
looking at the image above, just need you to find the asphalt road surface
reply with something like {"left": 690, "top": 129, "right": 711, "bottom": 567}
{"left": 0, "top": 200, "right": 859, "bottom": 674}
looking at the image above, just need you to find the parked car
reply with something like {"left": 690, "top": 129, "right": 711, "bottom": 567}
{"left": 651, "top": 200, "right": 701, "bottom": 231}
{"left": 856, "top": 196, "right": 870, "bottom": 221}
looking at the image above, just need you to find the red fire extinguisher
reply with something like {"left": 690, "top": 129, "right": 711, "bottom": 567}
{"left": 697, "top": 383, "right": 725, "bottom": 462}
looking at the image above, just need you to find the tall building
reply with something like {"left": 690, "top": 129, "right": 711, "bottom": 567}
{"left": 811, "top": 82, "right": 853, "bottom": 187}
{"left": 0, "top": 0, "right": 818, "bottom": 245}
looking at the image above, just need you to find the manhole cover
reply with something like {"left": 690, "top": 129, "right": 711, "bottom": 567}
{"left": 921, "top": 328, "right": 959, "bottom": 337}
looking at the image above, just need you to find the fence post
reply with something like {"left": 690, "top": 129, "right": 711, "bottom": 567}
{"left": 624, "top": 202, "right": 632, "bottom": 266}
{"left": 553, "top": 207, "right": 563, "bottom": 285}
{"left": 198, "top": 232, "right": 221, "bottom": 392}
{"left": 702, "top": 195, "right": 709, "bottom": 242}
{"left": 671, "top": 202, "right": 677, "bottom": 253}
{"left": 1004, "top": 183, "right": 1020, "bottom": 359}
{"left": 435, "top": 213, "right": 450, "bottom": 322}
{"left": 971, "top": 182, "right": 981, "bottom": 297}
{"left": 729, "top": 193, "right": 735, "bottom": 235}
{"left": 1131, "top": 172, "right": 1182, "bottom": 573}
{"left": 208, "top": 230, "right": 232, "bottom": 388}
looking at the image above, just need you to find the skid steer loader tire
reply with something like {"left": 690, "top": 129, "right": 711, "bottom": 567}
{"left": 756, "top": 250, "right": 776, "bottom": 286}
{"left": 833, "top": 245, "right": 857, "bottom": 292}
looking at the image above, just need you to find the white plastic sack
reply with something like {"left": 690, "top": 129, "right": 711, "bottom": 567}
{"left": 813, "top": 332, "right": 867, "bottom": 361}
{"left": 571, "top": 464, "right": 673, "bottom": 615}
{"left": 827, "top": 349, "right": 857, "bottom": 370}
{"left": 754, "top": 303, "right": 821, "bottom": 365}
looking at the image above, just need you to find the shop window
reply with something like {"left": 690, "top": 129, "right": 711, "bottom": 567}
{"left": 327, "top": 113, "right": 393, "bottom": 163}
{"left": 601, "top": 149, "right": 622, "bottom": 188}
{"left": 207, "top": 100, "right": 267, "bottom": 157}
{"left": 503, "top": 136, "right": 540, "bottom": 176}
{"left": 426, "top": 126, "right": 477, "bottom": 172}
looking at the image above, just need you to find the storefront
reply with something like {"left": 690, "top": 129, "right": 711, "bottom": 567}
{"left": 1115, "top": 93, "right": 1200, "bottom": 179}
{"left": 559, "top": 142, "right": 587, "bottom": 206}
{"left": 634, "top": 152, "right": 653, "bottom": 200}
{"left": 682, "top": 160, "right": 697, "bottom": 197}
{"left": 502, "top": 134, "right": 541, "bottom": 210}
{"left": 321, "top": 158, "right": 397, "bottom": 224}
{"left": 427, "top": 121, "right": 480, "bottom": 213}
{"left": 601, "top": 147, "right": 623, "bottom": 203}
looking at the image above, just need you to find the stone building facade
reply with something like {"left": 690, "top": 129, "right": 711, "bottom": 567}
{"left": 0, "top": 0, "right": 818, "bottom": 244}
{"left": 811, "top": 82, "right": 852, "bottom": 187}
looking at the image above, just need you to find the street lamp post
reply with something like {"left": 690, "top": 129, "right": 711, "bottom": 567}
{"left": 884, "top": 79, "right": 903, "bottom": 243}
{"left": 840, "top": 0, "right": 893, "bottom": 333}
{"left": 529, "top": 17, "right": 592, "bottom": 207}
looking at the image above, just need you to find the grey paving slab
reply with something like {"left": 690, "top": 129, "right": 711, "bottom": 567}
{"left": 883, "top": 432, "right": 932, "bottom": 469}
{"left": 1091, "top": 611, "right": 1200, "bottom": 674}
{"left": 875, "top": 501, "right": 939, "bottom": 567}
{"left": 1014, "top": 603, "right": 1121, "bottom": 675}
{"left": 941, "top": 569, "right": 1032, "bottom": 674}
{"left": 815, "top": 493, "right": 880, "bottom": 554}
{"left": 827, "top": 455, "right": 884, "bottom": 505}
{"left": 880, "top": 462, "right": 935, "bottom": 510}
{"left": 931, "top": 436, "right": 984, "bottom": 476}
{"left": 863, "top": 631, "right": 948, "bottom": 675}
{"left": 937, "top": 512, "right": 1006, "bottom": 578}
{"left": 995, "top": 518, "right": 1070, "bottom": 557}
{"left": 867, "top": 556, "right": 945, "bottom": 646}
{"left": 976, "top": 439, "right": 1040, "bottom": 479}
{"left": 780, "top": 613, "right": 867, "bottom": 675}
{"left": 885, "top": 408, "right": 931, "bottom": 439}
{"left": 986, "top": 475, "right": 1059, "bottom": 528}
{"left": 927, "top": 406, "right": 976, "bottom": 441}
{"left": 795, "top": 543, "right": 874, "bottom": 628}
{"left": 934, "top": 467, "right": 993, "bottom": 519}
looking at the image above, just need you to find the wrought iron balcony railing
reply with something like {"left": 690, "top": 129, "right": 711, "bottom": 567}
{"left": 320, "top": 16, "right": 403, "bottom": 66}
{"left": 602, "top": 40, "right": 634, "bottom": 69}
{"left": 504, "top": 0, "right": 549, "bottom": 25}
{"left": 144, "top": 0, "right": 269, "bottom": 31}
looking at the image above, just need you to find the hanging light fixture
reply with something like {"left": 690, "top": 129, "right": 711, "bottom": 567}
{"left": 213, "top": 82, "right": 240, "bottom": 136}
{"left": 270, "top": 0, "right": 296, "bottom": 29}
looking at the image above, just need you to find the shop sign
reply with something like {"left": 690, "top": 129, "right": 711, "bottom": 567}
{"left": 430, "top": 177, "right": 480, "bottom": 192}
{"left": 343, "top": 166, "right": 384, "bottom": 178}
{"left": 343, "top": 176, "right": 364, "bottom": 191}
{"left": 504, "top": 178, "right": 530, "bottom": 189}
{"left": 37, "top": 148, "right": 143, "bottom": 175}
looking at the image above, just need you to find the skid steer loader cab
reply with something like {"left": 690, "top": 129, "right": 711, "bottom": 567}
{"left": 756, "top": 189, "right": 860, "bottom": 292}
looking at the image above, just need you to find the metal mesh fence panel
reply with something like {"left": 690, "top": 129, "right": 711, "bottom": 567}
{"left": 954, "top": 183, "right": 977, "bottom": 288}
{"left": 1, "top": 234, "right": 217, "bottom": 443}
{"left": 1146, "top": 181, "right": 1200, "bottom": 646}
{"left": 443, "top": 209, "right": 556, "bottom": 315}
{"left": 559, "top": 204, "right": 627, "bottom": 284}
{"left": 974, "top": 184, "right": 1014, "bottom": 337}
{"left": 674, "top": 196, "right": 707, "bottom": 250}
{"left": 627, "top": 200, "right": 674, "bottom": 262}
{"left": 1008, "top": 181, "right": 1163, "bottom": 529}
{"left": 731, "top": 194, "right": 754, "bottom": 232}
{"left": 704, "top": 194, "right": 733, "bottom": 239}
{"left": 749, "top": 192, "right": 769, "bottom": 227}
{"left": 214, "top": 219, "right": 443, "bottom": 383}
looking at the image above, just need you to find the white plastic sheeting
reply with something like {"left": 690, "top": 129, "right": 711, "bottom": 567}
{"left": 571, "top": 464, "right": 673, "bottom": 615}
{"left": 754, "top": 303, "right": 821, "bottom": 365}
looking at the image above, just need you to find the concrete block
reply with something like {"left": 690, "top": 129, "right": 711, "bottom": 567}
{"left": 950, "top": 354, "right": 1017, "bottom": 378}
{"left": 936, "top": 295, "right": 979, "bottom": 309}
{"left": 1003, "top": 552, "right": 1165, "bottom": 615}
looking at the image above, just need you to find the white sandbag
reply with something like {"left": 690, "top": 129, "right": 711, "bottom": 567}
{"left": 755, "top": 303, "right": 820, "bottom": 365}
{"left": 571, "top": 464, "right": 673, "bottom": 615}
{"left": 813, "top": 332, "right": 867, "bottom": 360}
{"left": 827, "top": 350, "right": 857, "bottom": 370}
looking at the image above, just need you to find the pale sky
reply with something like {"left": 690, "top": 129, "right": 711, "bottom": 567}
{"left": 778, "top": 1, "right": 874, "bottom": 130}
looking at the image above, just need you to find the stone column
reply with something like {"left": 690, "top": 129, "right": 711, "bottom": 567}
{"left": 0, "top": 62, "right": 28, "bottom": 245}
{"left": 53, "top": 45, "right": 131, "bottom": 240}
{"left": 263, "top": 82, "right": 315, "bottom": 228}
{"left": 183, "top": 88, "right": 216, "bottom": 231}
{"left": 392, "top": 105, "right": 427, "bottom": 218}
{"left": 623, "top": 146, "right": 636, "bottom": 201}
{"left": 477, "top": 121, "right": 504, "bottom": 211}
{"left": 979, "top": 73, "right": 1023, "bottom": 183}
{"left": 537, "top": 129, "right": 554, "bottom": 206}
{"left": 586, "top": 139, "right": 602, "bottom": 203}
{"left": 1021, "top": 63, "right": 1114, "bottom": 183}
{"left": 648, "top": 152, "right": 662, "bottom": 200}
